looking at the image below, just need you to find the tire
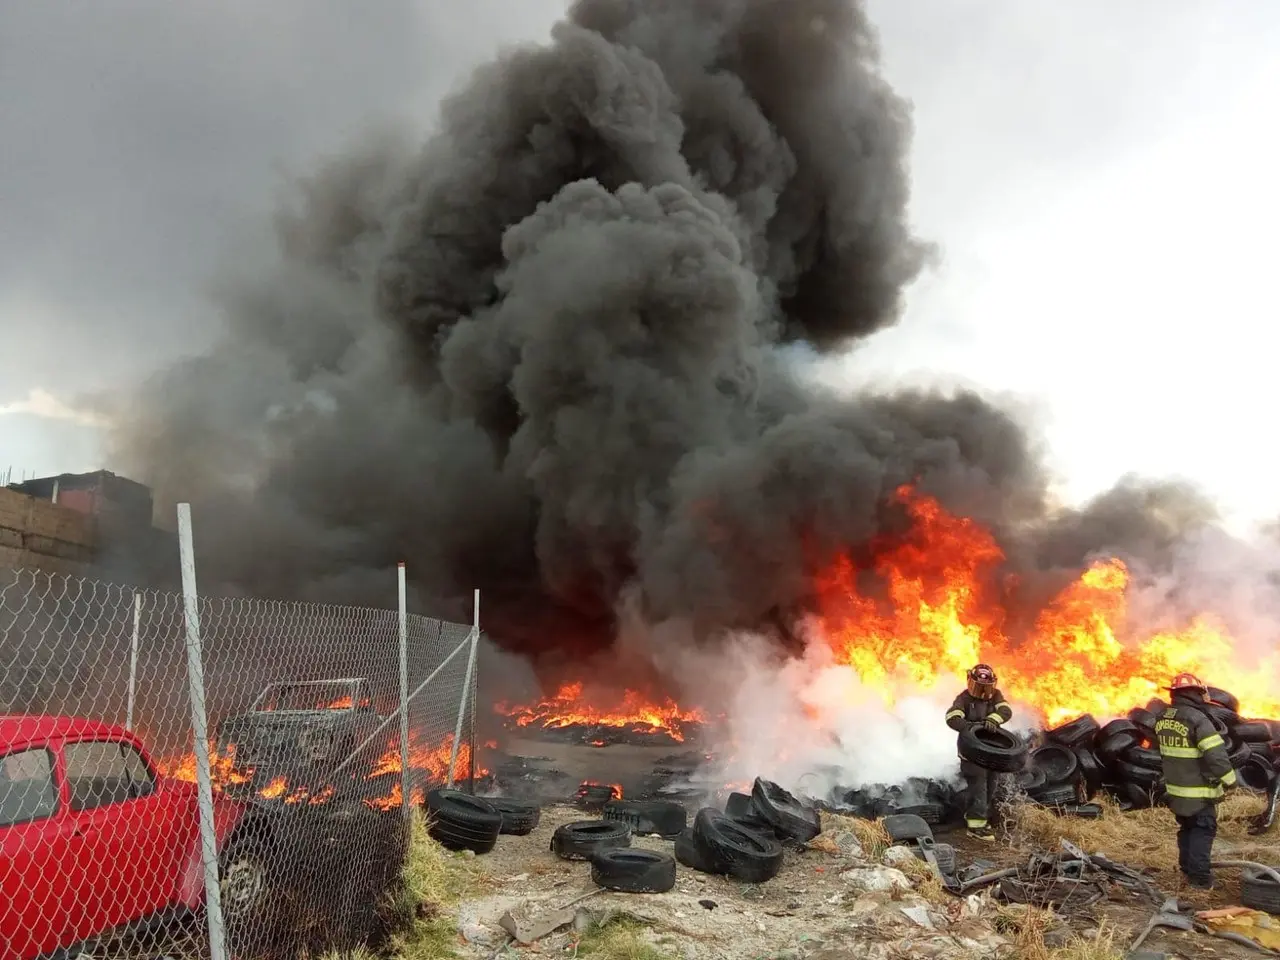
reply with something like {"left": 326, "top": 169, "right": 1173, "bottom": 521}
{"left": 1123, "top": 744, "right": 1162, "bottom": 772}
{"left": 1046, "top": 715, "right": 1100, "bottom": 748}
{"left": 1144, "top": 698, "right": 1169, "bottom": 716}
{"left": 603, "top": 800, "right": 687, "bottom": 838}
{"left": 1127, "top": 707, "right": 1159, "bottom": 740}
{"left": 1097, "top": 729, "right": 1142, "bottom": 759}
{"left": 674, "top": 828, "right": 719, "bottom": 873}
{"left": 1074, "top": 748, "right": 1105, "bottom": 798}
{"left": 1229, "top": 740, "right": 1253, "bottom": 768}
{"left": 1029, "top": 782, "right": 1081, "bottom": 807}
{"left": 1028, "top": 744, "right": 1080, "bottom": 784}
{"left": 1016, "top": 767, "right": 1047, "bottom": 793}
{"left": 1235, "top": 721, "right": 1272, "bottom": 744}
{"left": 884, "top": 801, "right": 946, "bottom": 825}
{"left": 426, "top": 789, "right": 502, "bottom": 854}
{"left": 958, "top": 725, "right": 1028, "bottom": 773}
{"left": 725, "top": 792, "right": 756, "bottom": 818}
{"left": 590, "top": 849, "right": 676, "bottom": 893}
{"left": 1113, "top": 758, "right": 1162, "bottom": 788}
{"left": 1109, "top": 781, "right": 1158, "bottom": 810}
{"left": 690, "top": 808, "right": 784, "bottom": 883}
{"left": 576, "top": 783, "right": 620, "bottom": 807}
{"left": 1098, "top": 718, "right": 1139, "bottom": 742}
{"left": 489, "top": 797, "right": 541, "bottom": 836}
{"left": 1206, "top": 704, "right": 1241, "bottom": 730}
{"left": 1060, "top": 802, "right": 1103, "bottom": 819}
{"left": 1238, "top": 755, "right": 1276, "bottom": 792}
{"left": 550, "top": 820, "right": 631, "bottom": 861}
{"left": 882, "top": 813, "right": 933, "bottom": 844}
{"left": 1207, "top": 686, "right": 1241, "bottom": 713}
{"left": 923, "top": 840, "right": 957, "bottom": 876}
{"left": 750, "top": 778, "right": 821, "bottom": 845}
{"left": 219, "top": 833, "right": 288, "bottom": 960}
{"left": 1241, "top": 867, "right": 1280, "bottom": 915}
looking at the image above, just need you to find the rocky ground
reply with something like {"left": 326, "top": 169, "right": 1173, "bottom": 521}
{"left": 439, "top": 802, "right": 1280, "bottom": 960}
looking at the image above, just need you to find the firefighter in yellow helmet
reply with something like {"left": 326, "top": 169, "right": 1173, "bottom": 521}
{"left": 1155, "top": 672, "right": 1237, "bottom": 889}
{"left": 945, "top": 663, "right": 1012, "bottom": 841}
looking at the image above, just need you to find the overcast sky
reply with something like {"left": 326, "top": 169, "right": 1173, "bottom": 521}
{"left": 2, "top": 1, "right": 1278, "bottom": 523}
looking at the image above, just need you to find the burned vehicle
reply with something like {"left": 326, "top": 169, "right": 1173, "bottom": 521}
{"left": 215, "top": 679, "right": 394, "bottom": 802}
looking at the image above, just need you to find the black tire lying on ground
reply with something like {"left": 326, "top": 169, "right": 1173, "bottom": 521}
{"left": 1123, "top": 744, "right": 1162, "bottom": 772}
{"left": 751, "top": 778, "right": 821, "bottom": 845}
{"left": 882, "top": 814, "right": 933, "bottom": 844}
{"left": 1046, "top": 714, "right": 1100, "bottom": 747}
{"left": 1241, "top": 867, "right": 1280, "bottom": 915}
{"left": 690, "top": 807, "right": 785, "bottom": 883}
{"left": 1028, "top": 744, "right": 1080, "bottom": 784}
{"left": 1207, "top": 686, "right": 1241, "bottom": 713}
{"left": 1028, "top": 782, "right": 1080, "bottom": 808}
{"left": 725, "top": 792, "right": 755, "bottom": 819}
{"left": 1109, "top": 781, "right": 1158, "bottom": 810}
{"left": 603, "top": 799, "right": 687, "bottom": 838}
{"left": 1235, "top": 721, "right": 1272, "bottom": 744}
{"left": 674, "top": 828, "right": 718, "bottom": 872}
{"left": 488, "top": 797, "right": 541, "bottom": 836}
{"left": 426, "top": 790, "right": 502, "bottom": 854}
{"left": 958, "top": 725, "right": 1028, "bottom": 773}
{"left": 576, "top": 783, "right": 620, "bottom": 808}
{"left": 1074, "top": 748, "right": 1105, "bottom": 798}
{"left": 885, "top": 801, "right": 946, "bottom": 825}
{"left": 1059, "top": 802, "right": 1103, "bottom": 819}
{"left": 550, "top": 820, "right": 631, "bottom": 861}
{"left": 590, "top": 849, "right": 677, "bottom": 893}
{"left": 1238, "top": 755, "right": 1277, "bottom": 792}
{"left": 1112, "top": 758, "right": 1162, "bottom": 788}
{"left": 1016, "top": 767, "right": 1048, "bottom": 794}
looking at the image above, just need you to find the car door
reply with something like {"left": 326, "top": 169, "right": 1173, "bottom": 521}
{"left": 61, "top": 739, "right": 176, "bottom": 933}
{"left": 0, "top": 745, "right": 74, "bottom": 960}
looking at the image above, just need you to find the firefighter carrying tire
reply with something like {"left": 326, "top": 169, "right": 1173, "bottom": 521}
{"left": 946, "top": 663, "right": 1019, "bottom": 841}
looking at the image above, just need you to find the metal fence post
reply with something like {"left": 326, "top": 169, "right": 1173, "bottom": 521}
{"left": 447, "top": 589, "right": 480, "bottom": 788}
{"left": 397, "top": 562, "right": 412, "bottom": 823}
{"left": 125, "top": 591, "right": 141, "bottom": 731}
{"left": 177, "top": 504, "right": 228, "bottom": 960}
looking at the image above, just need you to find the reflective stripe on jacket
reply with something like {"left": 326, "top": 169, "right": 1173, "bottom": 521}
{"left": 1155, "top": 698, "right": 1237, "bottom": 816}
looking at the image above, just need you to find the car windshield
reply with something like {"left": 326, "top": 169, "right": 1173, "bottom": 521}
{"left": 257, "top": 683, "right": 362, "bottom": 712}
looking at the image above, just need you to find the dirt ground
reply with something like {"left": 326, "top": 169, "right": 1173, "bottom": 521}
{"left": 444, "top": 802, "right": 1280, "bottom": 960}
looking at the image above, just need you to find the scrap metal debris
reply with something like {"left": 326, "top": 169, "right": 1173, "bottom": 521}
{"left": 951, "top": 840, "right": 1163, "bottom": 911}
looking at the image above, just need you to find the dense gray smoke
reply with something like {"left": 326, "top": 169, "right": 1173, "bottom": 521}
{"left": 111, "top": 0, "right": 1217, "bottom": 666}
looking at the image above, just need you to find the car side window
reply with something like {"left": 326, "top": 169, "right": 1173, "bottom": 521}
{"left": 119, "top": 743, "right": 157, "bottom": 799}
{"left": 64, "top": 741, "right": 136, "bottom": 812}
{"left": 0, "top": 748, "right": 59, "bottom": 827}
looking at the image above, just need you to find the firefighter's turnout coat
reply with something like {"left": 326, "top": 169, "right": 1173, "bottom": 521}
{"left": 945, "top": 690, "right": 1013, "bottom": 739}
{"left": 1154, "top": 700, "right": 1237, "bottom": 816}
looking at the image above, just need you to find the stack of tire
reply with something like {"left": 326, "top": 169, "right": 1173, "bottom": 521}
{"left": 1023, "top": 685, "right": 1278, "bottom": 814}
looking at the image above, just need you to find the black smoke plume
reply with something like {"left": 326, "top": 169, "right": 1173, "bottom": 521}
{"left": 110, "top": 0, "right": 1216, "bottom": 670}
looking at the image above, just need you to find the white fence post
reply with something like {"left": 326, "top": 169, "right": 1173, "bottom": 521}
{"left": 125, "top": 591, "right": 141, "bottom": 731}
{"left": 177, "top": 504, "right": 228, "bottom": 960}
{"left": 397, "top": 562, "right": 412, "bottom": 823}
{"left": 447, "top": 589, "right": 480, "bottom": 788}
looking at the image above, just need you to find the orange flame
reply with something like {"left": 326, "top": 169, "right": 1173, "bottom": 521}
{"left": 816, "top": 485, "right": 1280, "bottom": 725}
{"left": 498, "top": 682, "right": 706, "bottom": 741}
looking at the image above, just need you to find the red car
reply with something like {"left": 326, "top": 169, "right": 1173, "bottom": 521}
{"left": 0, "top": 715, "right": 268, "bottom": 960}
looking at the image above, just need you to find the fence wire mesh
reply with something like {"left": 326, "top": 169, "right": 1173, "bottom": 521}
{"left": 0, "top": 566, "right": 478, "bottom": 960}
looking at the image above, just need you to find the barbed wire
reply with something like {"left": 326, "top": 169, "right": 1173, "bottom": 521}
{"left": 0, "top": 565, "right": 478, "bottom": 960}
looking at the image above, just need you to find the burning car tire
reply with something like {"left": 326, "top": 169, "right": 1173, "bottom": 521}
{"left": 1121, "top": 744, "right": 1162, "bottom": 772}
{"left": 674, "top": 828, "right": 718, "bottom": 873}
{"left": 488, "top": 797, "right": 541, "bottom": 836}
{"left": 1234, "top": 721, "right": 1272, "bottom": 744}
{"left": 1027, "top": 744, "right": 1080, "bottom": 785}
{"left": 958, "top": 725, "right": 1027, "bottom": 773}
{"left": 1073, "top": 748, "right": 1105, "bottom": 798}
{"left": 603, "top": 799, "right": 687, "bottom": 838}
{"left": 750, "top": 778, "right": 821, "bottom": 845}
{"left": 1096, "top": 719, "right": 1141, "bottom": 758}
{"left": 1045, "top": 714, "right": 1099, "bottom": 748}
{"left": 1208, "top": 686, "right": 1241, "bottom": 713}
{"left": 426, "top": 789, "right": 502, "bottom": 854}
{"left": 1111, "top": 758, "right": 1162, "bottom": 789}
{"left": 550, "top": 820, "right": 631, "bottom": 861}
{"left": 1207, "top": 704, "right": 1242, "bottom": 730}
{"left": 590, "top": 849, "right": 677, "bottom": 893}
{"left": 1237, "top": 755, "right": 1276, "bottom": 793}
{"left": 690, "top": 808, "right": 784, "bottom": 883}
{"left": 1241, "top": 867, "right": 1280, "bottom": 915}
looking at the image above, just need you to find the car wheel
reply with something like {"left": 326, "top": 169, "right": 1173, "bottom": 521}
{"left": 219, "top": 835, "right": 271, "bottom": 918}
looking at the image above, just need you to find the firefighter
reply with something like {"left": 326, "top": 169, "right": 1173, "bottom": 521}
{"left": 945, "top": 663, "right": 1013, "bottom": 841}
{"left": 1155, "top": 672, "right": 1237, "bottom": 889}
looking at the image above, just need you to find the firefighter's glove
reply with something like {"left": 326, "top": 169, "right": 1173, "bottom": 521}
{"left": 984, "top": 717, "right": 1003, "bottom": 728}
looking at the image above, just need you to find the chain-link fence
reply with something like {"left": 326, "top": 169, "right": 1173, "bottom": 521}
{"left": 0, "top": 509, "right": 480, "bottom": 960}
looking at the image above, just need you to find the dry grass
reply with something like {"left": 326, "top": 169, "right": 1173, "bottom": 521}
{"left": 382, "top": 813, "right": 487, "bottom": 960}
{"left": 993, "top": 905, "right": 1124, "bottom": 960}
{"left": 572, "top": 916, "right": 681, "bottom": 960}
{"left": 820, "top": 810, "right": 892, "bottom": 860}
{"left": 1004, "top": 792, "right": 1276, "bottom": 873}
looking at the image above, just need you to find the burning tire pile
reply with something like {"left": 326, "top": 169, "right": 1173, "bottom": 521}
{"left": 425, "top": 776, "right": 823, "bottom": 895}
{"left": 1010, "top": 685, "right": 1280, "bottom": 816}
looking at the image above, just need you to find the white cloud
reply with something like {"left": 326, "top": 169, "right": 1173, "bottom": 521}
{"left": 0, "top": 389, "right": 111, "bottom": 429}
